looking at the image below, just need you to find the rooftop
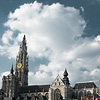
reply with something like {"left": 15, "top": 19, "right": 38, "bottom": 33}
{"left": 74, "top": 81, "right": 97, "bottom": 89}
{"left": 19, "top": 84, "right": 50, "bottom": 93}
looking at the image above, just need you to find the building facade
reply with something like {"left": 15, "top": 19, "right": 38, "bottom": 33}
{"left": 2, "top": 35, "right": 29, "bottom": 99}
{"left": 1, "top": 35, "right": 100, "bottom": 100}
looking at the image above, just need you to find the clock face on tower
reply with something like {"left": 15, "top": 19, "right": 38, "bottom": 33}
{"left": 17, "top": 63, "right": 22, "bottom": 68}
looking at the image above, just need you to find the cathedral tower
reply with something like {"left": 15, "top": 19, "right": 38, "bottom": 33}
{"left": 15, "top": 35, "right": 28, "bottom": 86}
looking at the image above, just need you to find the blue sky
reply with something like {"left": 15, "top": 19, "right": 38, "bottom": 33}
{"left": 0, "top": 0, "right": 100, "bottom": 87}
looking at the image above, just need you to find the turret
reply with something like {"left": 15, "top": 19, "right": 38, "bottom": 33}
{"left": 63, "top": 69, "right": 70, "bottom": 85}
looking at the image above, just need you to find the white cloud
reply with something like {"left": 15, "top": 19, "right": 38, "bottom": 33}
{"left": 80, "top": 7, "right": 84, "bottom": 12}
{"left": 0, "top": 1, "right": 100, "bottom": 87}
{"left": 2, "top": 30, "right": 13, "bottom": 45}
{"left": 95, "top": 35, "right": 100, "bottom": 42}
{"left": 28, "top": 71, "right": 53, "bottom": 85}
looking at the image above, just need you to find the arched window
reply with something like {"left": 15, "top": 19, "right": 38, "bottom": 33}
{"left": 84, "top": 90, "right": 86, "bottom": 96}
{"left": 59, "top": 82, "right": 60, "bottom": 85}
{"left": 72, "top": 92, "right": 76, "bottom": 99}
{"left": 57, "top": 78, "right": 59, "bottom": 81}
{"left": 38, "top": 93, "right": 43, "bottom": 100}
{"left": 79, "top": 91, "right": 83, "bottom": 100}
{"left": 31, "top": 94, "right": 35, "bottom": 100}
{"left": 76, "top": 91, "right": 78, "bottom": 99}
{"left": 45, "top": 93, "right": 48, "bottom": 100}
{"left": 87, "top": 91, "right": 91, "bottom": 96}
{"left": 54, "top": 89, "right": 63, "bottom": 100}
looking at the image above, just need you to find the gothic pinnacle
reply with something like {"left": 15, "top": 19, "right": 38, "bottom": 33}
{"left": 10, "top": 63, "right": 14, "bottom": 74}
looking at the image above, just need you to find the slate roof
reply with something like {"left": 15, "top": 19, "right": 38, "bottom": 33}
{"left": 19, "top": 84, "right": 50, "bottom": 93}
{"left": 74, "top": 82, "right": 97, "bottom": 89}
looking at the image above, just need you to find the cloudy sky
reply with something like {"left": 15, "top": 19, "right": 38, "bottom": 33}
{"left": 0, "top": 0, "right": 100, "bottom": 88}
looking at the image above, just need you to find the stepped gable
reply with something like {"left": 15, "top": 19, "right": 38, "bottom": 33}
{"left": 74, "top": 81, "right": 97, "bottom": 89}
{"left": 19, "top": 84, "right": 50, "bottom": 93}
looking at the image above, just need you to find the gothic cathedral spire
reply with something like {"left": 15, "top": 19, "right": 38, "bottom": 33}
{"left": 15, "top": 35, "right": 28, "bottom": 86}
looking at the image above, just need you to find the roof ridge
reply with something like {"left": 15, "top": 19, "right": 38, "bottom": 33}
{"left": 21, "top": 84, "right": 50, "bottom": 87}
{"left": 29, "top": 84, "right": 51, "bottom": 86}
{"left": 75, "top": 81, "right": 94, "bottom": 84}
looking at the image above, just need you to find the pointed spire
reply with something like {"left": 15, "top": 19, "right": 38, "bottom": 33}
{"left": 23, "top": 35, "right": 26, "bottom": 41}
{"left": 19, "top": 35, "right": 27, "bottom": 53}
{"left": 10, "top": 63, "right": 14, "bottom": 74}
{"left": 21, "top": 35, "right": 26, "bottom": 47}
{"left": 63, "top": 69, "right": 68, "bottom": 76}
{"left": 23, "top": 34, "right": 26, "bottom": 41}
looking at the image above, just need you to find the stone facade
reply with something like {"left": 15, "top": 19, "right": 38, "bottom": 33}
{"left": 2, "top": 65, "right": 18, "bottom": 98}
{"left": 48, "top": 75, "right": 72, "bottom": 100}
{"left": 2, "top": 35, "right": 28, "bottom": 99}
{"left": 1, "top": 35, "right": 100, "bottom": 100}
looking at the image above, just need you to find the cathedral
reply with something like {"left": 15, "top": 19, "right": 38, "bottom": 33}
{"left": 0, "top": 35, "right": 100, "bottom": 100}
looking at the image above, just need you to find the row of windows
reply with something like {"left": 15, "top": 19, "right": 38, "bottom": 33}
{"left": 55, "top": 82, "right": 60, "bottom": 85}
